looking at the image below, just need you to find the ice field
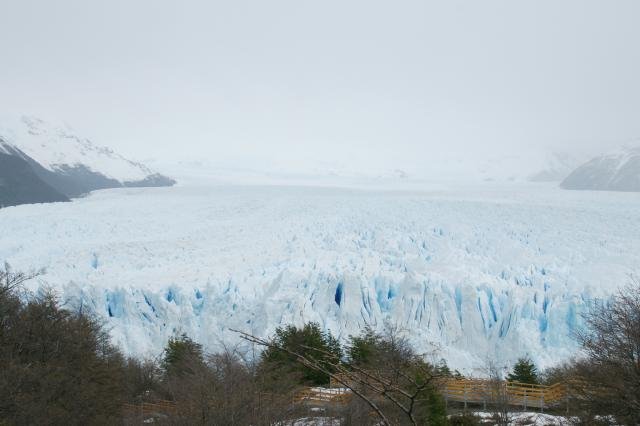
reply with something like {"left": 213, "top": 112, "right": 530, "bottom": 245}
{"left": 1, "top": 181, "right": 638, "bottom": 371}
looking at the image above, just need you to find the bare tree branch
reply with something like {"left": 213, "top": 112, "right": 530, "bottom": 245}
{"left": 231, "top": 329, "right": 393, "bottom": 426}
{"left": 0, "top": 263, "right": 44, "bottom": 297}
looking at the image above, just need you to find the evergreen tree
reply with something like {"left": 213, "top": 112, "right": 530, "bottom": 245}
{"left": 435, "top": 359, "right": 452, "bottom": 377}
{"left": 347, "top": 326, "right": 448, "bottom": 425}
{"left": 261, "top": 322, "right": 342, "bottom": 385}
{"left": 507, "top": 357, "right": 539, "bottom": 384}
{"left": 162, "top": 333, "right": 204, "bottom": 377}
{"left": 347, "top": 325, "right": 380, "bottom": 366}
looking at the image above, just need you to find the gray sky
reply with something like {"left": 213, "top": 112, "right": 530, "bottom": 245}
{"left": 1, "top": 0, "right": 640, "bottom": 176}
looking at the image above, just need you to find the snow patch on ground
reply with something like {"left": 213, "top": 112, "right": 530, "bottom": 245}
{"left": 278, "top": 417, "right": 342, "bottom": 426}
{"left": 471, "top": 412, "right": 575, "bottom": 425}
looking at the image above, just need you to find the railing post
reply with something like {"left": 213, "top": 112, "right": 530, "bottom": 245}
{"left": 464, "top": 385, "right": 468, "bottom": 412}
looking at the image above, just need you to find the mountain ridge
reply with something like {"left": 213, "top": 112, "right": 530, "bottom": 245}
{"left": 0, "top": 138, "right": 70, "bottom": 207}
{"left": 561, "top": 142, "right": 640, "bottom": 192}
{"left": 0, "top": 116, "right": 175, "bottom": 207}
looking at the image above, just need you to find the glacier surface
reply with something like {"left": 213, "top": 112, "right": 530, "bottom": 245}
{"left": 0, "top": 182, "right": 638, "bottom": 372}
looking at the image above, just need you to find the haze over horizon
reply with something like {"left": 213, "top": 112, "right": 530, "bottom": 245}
{"left": 2, "top": 0, "right": 640, "bottom": 177}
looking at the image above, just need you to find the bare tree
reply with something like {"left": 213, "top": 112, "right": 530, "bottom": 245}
{"left": 573, "top": 278, "right": 640, "bottom": 424}
{"left": 0, "top": 262, "right": 43, "bottom": 297}
{"left": 0, "top": 273, "right": 128, "bottom": 425}
{"left": 233, "top": 327, "right": 445, "bottom": 426}
{"left": 484, "top": 361, "right": 512, "bottom": 426}
{"left": 157, "top": 339, "right": 296, "bottom": 426}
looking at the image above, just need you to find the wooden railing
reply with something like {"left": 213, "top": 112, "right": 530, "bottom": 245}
{"left": 293, "top": 387, "right": 352, "bottom": 405}
{"left": 122, "top": 378, "right": 568, "bottom": 419}
{"left": 328, "top": 373, "right": 567, "bottom": 411}
{"left": 122, "top": 400, "right": 177, "bottom": 418}
{"left": 439, "top": 378, "right": 567, "bottom": 410}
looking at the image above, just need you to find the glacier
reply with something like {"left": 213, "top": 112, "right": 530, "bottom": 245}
{"left": 0, "top": 181, "right": 638, "bottom": 372}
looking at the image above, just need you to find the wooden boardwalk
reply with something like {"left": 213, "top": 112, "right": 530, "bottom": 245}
{"left": 123, "top": 400, "right": 177, "bottom": 419}
{"left": 122, "top": 379, "right": 568, "bottom": 420}
{"left": 439, "top": 379, "right": 567, "bottom": 411}
{"left": 294, "top": 387, "right": 352, "bottom": 405}
{"left": 325, "top": 373, "right": 568, "bottom": 412}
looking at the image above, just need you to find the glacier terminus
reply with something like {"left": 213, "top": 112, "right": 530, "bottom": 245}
{"left": 0, "top": 181, "right": 638, "bottom": 372}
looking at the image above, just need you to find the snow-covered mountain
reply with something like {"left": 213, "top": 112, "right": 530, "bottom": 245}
{"left": 0, "top": 115, "right": 175, "bottom": 207}
{"left": 153, "top": 149, "right": 585, "bottom": 193}
{"left": 0, "top": 139, "right": 69, "bottom": 207}
{"left": 529, "top": 152, "right": 583, "bottom": 183}
{"left": 561, "top": 143, "right": 640, "bottom": 191}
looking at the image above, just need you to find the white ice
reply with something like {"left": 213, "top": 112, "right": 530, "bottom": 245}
{"left": 0, "top": 180, "right": 638, "bottom": 372}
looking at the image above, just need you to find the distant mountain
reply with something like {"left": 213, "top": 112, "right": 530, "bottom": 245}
{"left": 0, "top": 140, "right": 69, "bottom": 207}
{"left": 0, "top": 115, "right": 175, "bottom": 207}
{"left": 529, "top": 152, "right": 583, "bottom": 183}
{"left": 561, "top": 143, "right": 640, "bottom": 192}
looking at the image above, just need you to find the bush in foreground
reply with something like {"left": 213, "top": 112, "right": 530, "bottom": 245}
{"left": 0, "top": 265, "right": 126, "bottom": 424}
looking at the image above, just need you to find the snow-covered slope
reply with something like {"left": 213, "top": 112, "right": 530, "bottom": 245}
{"left": 0, "top": 115, "right": 175, "bottom": 205}
{"left": 0, "top": 137, "right": 69, "bottom": 207}
{"left": 529, "top": 152, "right": 584, "bottom": 182}
{"left": 1, "top": 183, "right": 637, "bottom": 372}
{"left": 561, "top": 143, "right": 640, "bottom": 191}
{"left": 0, "top": 115, "right": 150, "bottom": 181}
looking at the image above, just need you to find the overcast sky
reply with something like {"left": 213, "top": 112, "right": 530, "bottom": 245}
{"left": 1, "top": 0, "right": 640, "bottom": 176}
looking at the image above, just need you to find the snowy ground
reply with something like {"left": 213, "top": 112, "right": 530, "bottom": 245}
{"left": 278, "top": 417, "right": 342, "bottom": 426}
{"left": 279, "top": 412, "right": 574, "bottom": 425}
{"left": 469, "top": 412, "right": 575, "bottom": 425}
{"left": 0, "top": 180, "right": 638, "bottom": 371}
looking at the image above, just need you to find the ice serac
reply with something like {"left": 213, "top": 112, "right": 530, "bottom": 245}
{"left": 561, "top": 143, "right": 640, "bottom": 191}
{"left": 0, "top": 115, "right": 176, "bottom": 205}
